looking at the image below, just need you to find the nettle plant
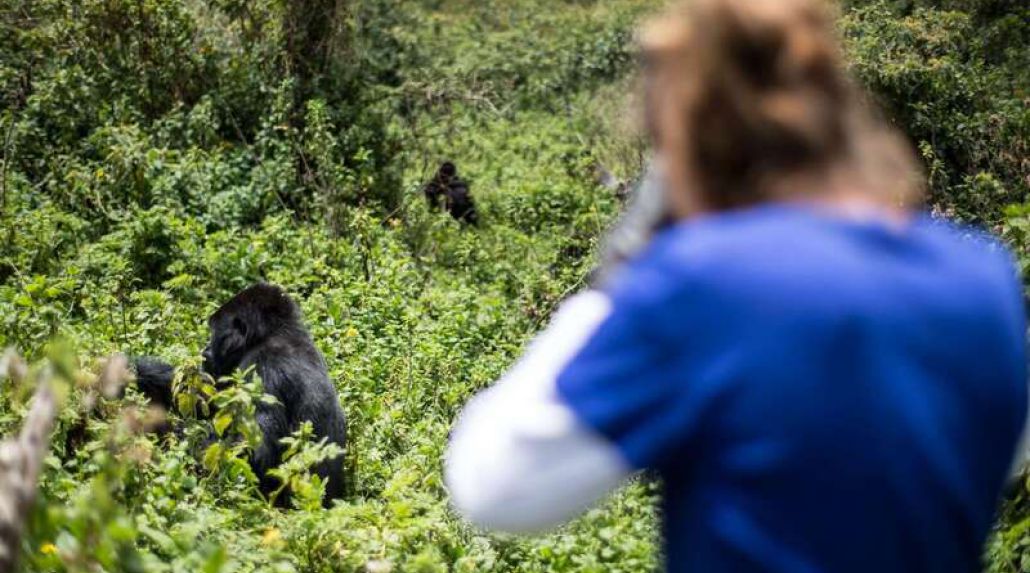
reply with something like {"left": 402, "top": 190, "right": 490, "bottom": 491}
{"left": 267, "top": 422, "right": 346, "bottom": 510}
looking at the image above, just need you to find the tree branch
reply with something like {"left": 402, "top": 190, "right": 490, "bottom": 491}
{"left": 0, "top": 374, "right": 57, "bottom": 571}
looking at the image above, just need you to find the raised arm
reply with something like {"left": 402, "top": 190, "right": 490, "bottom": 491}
{"left": 444, "top": 291, "right": 632, "bottom": 533}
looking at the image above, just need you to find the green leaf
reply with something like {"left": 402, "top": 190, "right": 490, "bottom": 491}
{"left": 202, "top": 443, "right": 224, "bottom": 472}
{"left": 203, "top": 545, "right": 228, "bottom": 573}
{"left": 213, "top": 412, "right": 234, "bottom": 436}
{"left": 176, "top": 393, "right": 195, "bottom": 416}
{"left": 139, "top": 525, "right": 176, "bottom": 553}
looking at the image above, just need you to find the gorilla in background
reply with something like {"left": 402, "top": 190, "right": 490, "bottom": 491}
{"left": 422, "top": 161, "right": 479, "bottom": 225}
{"left": 132, "top": 283, "right": 347, "bottom": 507}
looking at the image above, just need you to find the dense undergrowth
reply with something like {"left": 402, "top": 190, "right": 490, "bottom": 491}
{"left": 0, "top": 0, "right": 1027, "bottom": 571}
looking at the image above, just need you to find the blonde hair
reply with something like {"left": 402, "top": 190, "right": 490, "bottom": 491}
{"left": 640, "top": 0, "right": 923, "bottom": 216}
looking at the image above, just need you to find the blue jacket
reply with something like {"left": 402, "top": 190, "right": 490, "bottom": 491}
{"left": 448, "top": 204, "right": 1027, "bottom": 573}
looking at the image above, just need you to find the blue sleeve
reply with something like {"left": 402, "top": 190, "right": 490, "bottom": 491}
{"left": 555, "top": 260, "right": 713, "bottom": 471}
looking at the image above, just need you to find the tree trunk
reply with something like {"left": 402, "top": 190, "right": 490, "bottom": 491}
{"left": 283, "top": 0, "right": 349, "bottom": 195}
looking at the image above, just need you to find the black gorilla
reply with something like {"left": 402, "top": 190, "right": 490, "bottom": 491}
{"left": 422, "top": 161, "right": 479, "bottom": 225}
{"left": 133, "top": 283, "right": 347, "bottom": 507}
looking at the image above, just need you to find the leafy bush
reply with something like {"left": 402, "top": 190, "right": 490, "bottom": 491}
{"left": 841, "top": 0, "right": 1029, "bottom": 222}
{"left": 0, "top": 0, "right": 414, "bottom": 228}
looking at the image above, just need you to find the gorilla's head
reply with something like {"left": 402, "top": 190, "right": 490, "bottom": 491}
{"left": 202, "top": 283, "right": 301, "bottom": 378}
{"left": 439, "top": 161, "right": 457, "bottom": 181}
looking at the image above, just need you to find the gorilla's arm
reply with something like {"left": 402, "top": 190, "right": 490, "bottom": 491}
{"left": 253, "top": 401, "right": 290, "bottom": 501}
{"left": 131, "top": 357, "right": 176, "bottom": 410}
{"left": 423, "top": 183, "right": 442, "bottom": 208}
{"left": 448, "top": 181, "right": 478, "bottom": 225}
{"left": 250, "top": 362, "right": 291, "bottom": 500}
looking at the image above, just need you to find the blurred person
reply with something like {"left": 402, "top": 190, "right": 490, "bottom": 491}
{"left": 444, "top": 0, "right": 1028, "bottom": 572}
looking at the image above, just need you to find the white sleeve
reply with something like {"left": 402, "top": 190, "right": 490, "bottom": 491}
{"left": 1008, "top": 387, "right": 1030, "bottom": 480}
{"left": 444, "top": 290, "right": 633, "bottom": 534}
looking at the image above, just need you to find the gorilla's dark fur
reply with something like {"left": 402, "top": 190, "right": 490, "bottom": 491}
{"left": 422, "top": 161, "right": 479, "bottom": 225}
{"left": 133, "top": 283, "right": 347, "bottom": 507}
{"left": 133, "top": 356, "right": 176, "bottom": 411}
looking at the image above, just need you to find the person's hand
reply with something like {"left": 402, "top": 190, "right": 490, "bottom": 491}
{"left": 593, "top": 162, "right": 671, "bottom": 286}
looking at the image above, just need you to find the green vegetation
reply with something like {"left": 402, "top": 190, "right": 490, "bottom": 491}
{"left": 0, "top": 0, "right": 1026, "bottom": 571}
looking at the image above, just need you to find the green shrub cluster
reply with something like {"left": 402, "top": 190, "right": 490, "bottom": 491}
{"left": 0, "top": 0, "right": 417, "bottom": 239}
{"left": 841, "top": 0, "right": 1028, "bottom": 222}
